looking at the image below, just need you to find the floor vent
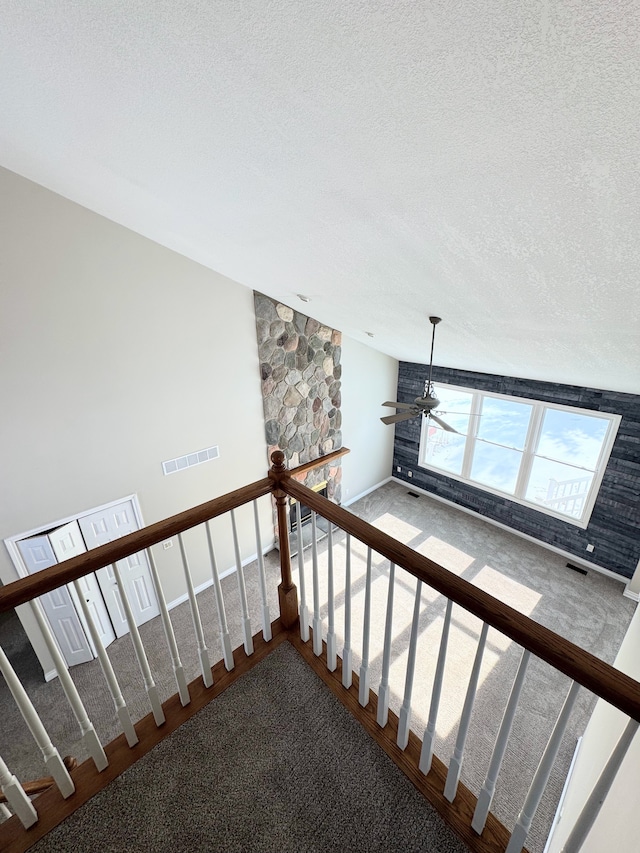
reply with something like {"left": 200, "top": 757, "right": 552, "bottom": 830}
{"left": 566, "top": 562, "right": 588, "bottom": 575}
{"left": 407, "top": 491, "right": 420, "bottom": 498}
{"left": 162, "top": 445, "right": 220, "bottom": 476}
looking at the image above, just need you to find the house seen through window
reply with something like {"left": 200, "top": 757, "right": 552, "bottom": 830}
{"left": 418, "top": 385, "right": 621, "bottom": 527}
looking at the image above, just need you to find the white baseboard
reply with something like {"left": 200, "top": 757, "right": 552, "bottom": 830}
{"left": 390, "top": 477, "right": 627, "bottom": 586}
{"left": 166, "top": 545, "right": 275, "bottom": 611}
{"left": 343, "top": 477, "right": 393, "bottom": 508}
{"left": 623, "top": 586, "right": 640, "bottom": 602}
{"left": 44, "top": 668, "right": 59, "bottom": 682}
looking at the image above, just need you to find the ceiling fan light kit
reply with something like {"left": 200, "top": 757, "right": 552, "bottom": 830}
{"left": 381, "top": 316, "right": 457, "bottom": 433}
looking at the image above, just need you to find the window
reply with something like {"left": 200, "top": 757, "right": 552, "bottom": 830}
{"left": 418, "top": 385, "right": 621, "bottom": 527}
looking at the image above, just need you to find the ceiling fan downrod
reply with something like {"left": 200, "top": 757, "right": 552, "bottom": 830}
{"left": 425, "top": 315, "right": 441, "bottom": 397}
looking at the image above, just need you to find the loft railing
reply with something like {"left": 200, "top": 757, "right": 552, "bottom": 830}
{"left": 0, "top": 449, "right": 638, "bottom": 853}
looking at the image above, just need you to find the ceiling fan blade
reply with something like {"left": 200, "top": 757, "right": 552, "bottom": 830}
{"left": 381, "top": 411, "right": 418, "bottom": 425}
{"left": 382, "top": 401, "right": 415, "bottom": 410}
{"left": 430, "top": 414, "right": 458, "bottom": 433}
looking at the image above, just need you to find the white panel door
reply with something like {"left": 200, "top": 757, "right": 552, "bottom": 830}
{"left": 47, "top": 520, "right": 116, "bottom": 651}
{"left": 16, "top": 535, "right": 94, "bottom": 667}
{"left": 78, "top": 501, "right": 159, "bottom": 638}
{"left": 47, "top": 520, "right": 87, "bottom": 563}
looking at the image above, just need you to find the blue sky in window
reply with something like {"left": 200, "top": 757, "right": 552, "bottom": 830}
{"left": 425, "top": 389, "right": 613, "bottom": 521}
{"left": 477, "top": 397, "right": 531, "bottom": 450}
{"left": 434, "top": 387, "right": 473, "bottom": 434}
{"left": 537, "top": 410, "right": 609, "bottom": 469}
{"left": 471, "top": 444, "right": 522, "bottom": 493}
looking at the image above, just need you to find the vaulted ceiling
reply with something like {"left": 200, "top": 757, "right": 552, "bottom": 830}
{"left": 1, "top": 2, "right": 638, "bottom": 393}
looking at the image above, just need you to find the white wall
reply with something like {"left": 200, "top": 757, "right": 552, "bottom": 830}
{"left": 547, "top": 603, "right": 640, "bottom": 852}
{"left": 340, "top": 335, "right": 397, "bottom": 503}
{"left": 0, "top": 167, "right": 272, "bottom": 675}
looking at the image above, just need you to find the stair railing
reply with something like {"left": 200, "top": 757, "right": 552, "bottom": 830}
{"left": 271, "top": 459, "right": 640, "bottom": 853}
{"left": 0, "top": 448, "right": 342, "bottom": 847}
{"left": 0, "top": 448, "right": 638, "bottom": 853}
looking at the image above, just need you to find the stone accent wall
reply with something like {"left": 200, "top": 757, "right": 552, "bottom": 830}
{"left": 254, "top": 292, "right": 342, "bottom": 502}
{"left": 394, "top": 362, "right": 640, "bottom": 579}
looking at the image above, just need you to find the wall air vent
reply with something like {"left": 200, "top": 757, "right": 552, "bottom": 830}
{"left": 162, "top": 445, "right": 220, "bottom": 476}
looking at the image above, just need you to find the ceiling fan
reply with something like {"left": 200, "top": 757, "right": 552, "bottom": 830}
{"left": 381, "top": 316, "right": 458, "bottom": 433}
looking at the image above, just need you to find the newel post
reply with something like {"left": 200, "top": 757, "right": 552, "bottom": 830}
{"left": 270, "top": 451, "right": 299, "bottom": 629}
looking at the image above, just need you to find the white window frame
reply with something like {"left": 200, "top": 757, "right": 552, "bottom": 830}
{"left": 417, "top": 384, "right": 621, "bottom": 529}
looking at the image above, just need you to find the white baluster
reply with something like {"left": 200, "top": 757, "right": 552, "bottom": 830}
{"left": 326, "top": 524, "right": 337, "bottom": 671}
{"left": 177, "top": 533, "right": 213, "bottom": 687}
{"left": 230, "top": 509, "right": 254, "bottom": 656}
{"left": 74, "top": 580, "right": 138, "bottom": 747}
{"left": 507, "top": 681, "right": 581, "bottom": 853}
{"left": 311, "top": 512, "right": 322, "bottom": 656}
{"left": 472, "top": 649, "right": 531, "bottom": 832}
{"left": 419, "top": 598, "right": 453, "bottom": 774}
{"left": 29, "top": 599, "right": 108, "bottom": 770}
{"left": 359, "top": 548, "right": 373, "bottom": 707}
{"left": 0, "top": 802, "right": 12, "bottom": 820}
{"left": 342, "top": 533, "right": 353, "bottom": 689}
{"left": 444, "top": 621, "right": 489, "bottom": 801}
{"left": 397, "top": 579, "right": 423, "bottom": 749}
{"left": 0, "top": 645, "right": 74, "bottom": 798}
{"left": 205, "top": 521, "right": 234, "bottom": 671}
{"left": 253, "top": 499, "right": 271, "bottom": 642}
{"left": 112, "top": 563, "right": 165, "bottom": 726}
{"left": 146, "top": 548, "right": 190, "bottom": 706}
{"left": 562, "top": 717, "right": 640, "bottom": 853}
{"left": 377, "top": 563, "right": 396, "bottom": 727}
{"left": 0, "top": 753, "right": 37, "bottom": 828}
{"left": 296, "top": 508, "right": 310, "bottom": 642}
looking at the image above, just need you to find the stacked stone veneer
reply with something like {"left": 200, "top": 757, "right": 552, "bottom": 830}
{"left": 254, "top": 292, "right": 342, "bottom": 503}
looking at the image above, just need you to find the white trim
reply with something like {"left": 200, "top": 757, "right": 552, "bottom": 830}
{"left": 3, "top": 495, "right": 147, "bottom": 679}
{"left": 3, "top": 493, "right": 145, "bottom": 581}
{"left": 390, "top": 477, "right": 627, "bottom": 585}
{"left": 417, "top": 383, "right": 621, "bottom": 530}
{"left": 543, "top": 736, "right": 583, "bottom": 853}
{"left": 165, "top": 545, "right": 276, "bottom": 611}
{"left": 623, "top": 557, "right": 640, "bottom": 601}
{"left": 343, "top": 477, "right": 393, "bottom": 507}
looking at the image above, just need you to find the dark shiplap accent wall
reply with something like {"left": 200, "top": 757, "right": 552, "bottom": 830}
{"left": 393, "top": 363, "right": 640, "bottom": 579}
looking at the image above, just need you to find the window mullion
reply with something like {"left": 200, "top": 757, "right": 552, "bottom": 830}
{"left": 516, "top": 405, "right": 543, "bottom": 498}
{"left": 461, "top": 392, "right": 481, "bottom": 478}
{"left": 416, "top": 381, "right": 620, "bottom": 529}
{"left": 418, "top": 412, "right": 430, "bottom": 467}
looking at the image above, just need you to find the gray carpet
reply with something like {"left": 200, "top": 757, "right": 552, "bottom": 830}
{"left": 1, "top": 481, "right": 636, "bottom": 853}
{"left": 29, "top": 643, "right": 469, "bottom": 853}
{"left": 0, "top": 559, "right": 283, "bottom": 782}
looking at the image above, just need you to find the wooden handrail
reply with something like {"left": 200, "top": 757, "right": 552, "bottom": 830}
{"left": 279, "top": 476, "right": 640, "bottom": 723}
{"left": 0, "top": 478, "right": 273, "bottom": 613}
{"left": 5, "top": 441, "right": 636, "bottom": 722}
{"left": 0, "top": 447, "right": 351, "bottom": 615}
{"left": 282, "top": 447, "right": 350, "bottom": 479}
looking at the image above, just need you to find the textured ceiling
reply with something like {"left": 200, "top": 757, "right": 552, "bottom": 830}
{"left": 1, "top": 2, "right": 639, "bottom": 393}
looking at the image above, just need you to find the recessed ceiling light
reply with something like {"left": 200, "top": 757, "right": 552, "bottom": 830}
{"left": 297, "top": 294, "right": 311, "bottom": 303}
